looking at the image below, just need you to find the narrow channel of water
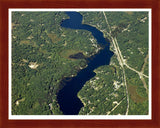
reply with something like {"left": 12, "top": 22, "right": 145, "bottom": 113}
{"left": 57, "top": 12, "right": 114, "bottom": 115}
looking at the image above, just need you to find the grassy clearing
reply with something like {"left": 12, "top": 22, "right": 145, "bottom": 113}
{"left": 60, "top": 49, "right": 84, "bottom": 60}
{"left": 20, "top": 40, "right": 31, "bottom": 45}
{"left": 125, "top": 12, "right": 133, "bottom": 15}
{"left": 20, "top": 40, "right": 37, "bottom": 47}
{"left": 48, "top": 33, "right": 61, "bottom": 43}
{"left": 128, "top": 84, "right": 147, "bottom": 103}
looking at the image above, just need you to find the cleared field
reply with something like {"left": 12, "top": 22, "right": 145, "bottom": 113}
{"left": 128, "top": 84, "right": 147, "bottom": 103}
{"left": 48, "top": 33, "right": 61, "bottom": 43}
{"left": 60, "top": 49, "right": 84, "bottom": 60}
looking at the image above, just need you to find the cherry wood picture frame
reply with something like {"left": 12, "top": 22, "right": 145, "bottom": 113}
{"left": 0, "top": 0, "right": 160, "bottom": 128}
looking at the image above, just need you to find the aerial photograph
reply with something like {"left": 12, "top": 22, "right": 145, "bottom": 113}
{"left": 10, "top": 10, "right": 150, "bottom": 116}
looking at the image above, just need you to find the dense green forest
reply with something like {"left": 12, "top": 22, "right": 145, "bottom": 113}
{"left": 11, "top": 11, "right": 149, "bottom": 115}
{"left": 11, "top": 11, "right": 98, "bottom": 115}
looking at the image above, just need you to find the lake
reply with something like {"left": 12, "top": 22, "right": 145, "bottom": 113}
{"left": 57, "top": 12, "right": 114, "bottom": 115}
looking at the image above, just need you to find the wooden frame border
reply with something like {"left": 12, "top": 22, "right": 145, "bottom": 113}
{"left": 0, "top": 0, "right": 159, "bottom": 128}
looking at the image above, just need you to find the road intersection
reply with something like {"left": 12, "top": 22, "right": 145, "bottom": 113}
{"left": 103, "top": 11, "right": 149, "bottom": 115}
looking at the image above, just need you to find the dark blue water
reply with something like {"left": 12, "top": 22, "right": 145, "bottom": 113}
{"left": 57, "top": 12, "right": 114, "bottom": 115}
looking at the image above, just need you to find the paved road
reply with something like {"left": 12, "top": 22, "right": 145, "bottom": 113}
{"left": 103, "top": 11, "right": 149, "bottom": 115}
{"left": 103, "top": 11, "right": 129, "bottom": 115}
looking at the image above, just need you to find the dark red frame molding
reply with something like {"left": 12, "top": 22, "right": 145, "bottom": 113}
{"left": 0, "top": 0, "right": 159, "bottom": 128}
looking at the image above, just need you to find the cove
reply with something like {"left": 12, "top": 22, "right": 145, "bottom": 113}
{"left": 57, "top": 12, "right": 114, "bottom": 115}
